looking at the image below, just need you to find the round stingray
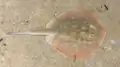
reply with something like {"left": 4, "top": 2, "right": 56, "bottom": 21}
{"left": 46, "top": 9, "right": 106, "bottom": 59}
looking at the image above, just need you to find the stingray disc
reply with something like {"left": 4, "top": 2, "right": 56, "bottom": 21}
{"left": 46, "top": 9, "right": 106, "bottom": 59}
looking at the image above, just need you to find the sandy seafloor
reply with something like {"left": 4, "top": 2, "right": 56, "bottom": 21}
{"left": 0, "top": 0, "right": 120, "bottom": 67}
